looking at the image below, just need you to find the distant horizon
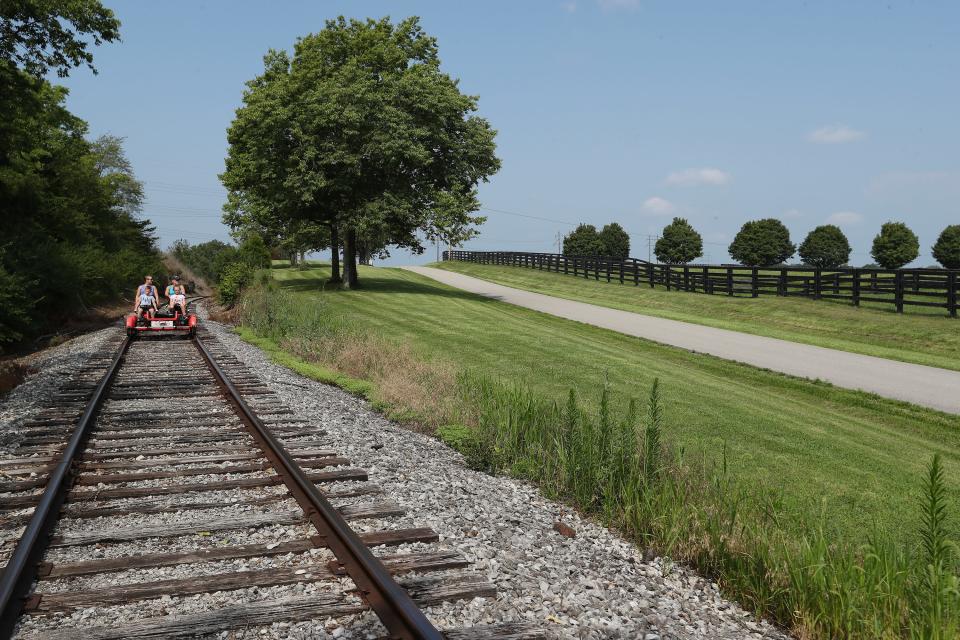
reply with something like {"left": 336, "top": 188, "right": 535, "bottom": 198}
{"left": 56, "top": 1, "right": 960, "bottom": 267}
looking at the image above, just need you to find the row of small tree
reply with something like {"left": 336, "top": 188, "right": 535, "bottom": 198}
{"left": 562, "top": 223, "right": 631, "bottom": 259}
{"left": 648, "top": 218, "right": 960, "bottom": 269}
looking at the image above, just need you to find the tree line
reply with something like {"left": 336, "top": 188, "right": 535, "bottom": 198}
{"left": 563, "top": 217, "right": 960, "bottom": 269}
{"left": 219, "top": 16, "right": 500, "bottom": 289}
{"left": 170, "top": 236, "right": 271, "bottom": 306}
{"left": 0, "top": 1, "right": 166, "bottom": 349}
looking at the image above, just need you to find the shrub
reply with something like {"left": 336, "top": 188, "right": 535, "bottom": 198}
{"left": 599, "top": 222, "right": 630, "bottom": 259}
{"left": 798, "top": 225, "right": 852, "bottom": 268}
{"left": 871, "top": 221, "right": 919, "bottom": 269}
{"left": 217, "top": 261, "right": 255, "bottom": 307}
{"left": 729, "top": 218, "right": 795, "bottom": 266}
{"left": 655, "top": 217, "right": 703, "bottom": 264}
{"left": 932, "top": 225, "right": 960, "bottom": 269}
{"left": 562, "top": 223, "right": 604, "bottom": 256}
{"left": 237, "top": 233, "right": 272, "bottom": 269}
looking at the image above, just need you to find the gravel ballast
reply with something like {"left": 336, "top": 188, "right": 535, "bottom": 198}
{"left": 1, "top": 321, "right": 792, "bottom": 639}
{"left": 201, "top": 319, "right": 790, "bottom": 640}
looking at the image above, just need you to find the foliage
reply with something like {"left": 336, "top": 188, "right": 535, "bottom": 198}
{"left": 0, "top": 0, "right": 120, "bottom": 78}
{"left": 562, "top": 224, "right": 604, "bottom": 256}
{"left": 0, "top": 63, "right": 164, "bottom": 348}
{"left": 654, "top": 217, "right": 703, "bottom": 264}
{"left": 798, "top": 224, "right": 852, "bottom": 268}
{"left": 221, "top": 16, "right": 500, "bottom": 287}
{"left": 872, "top": 221, "right": 920, "bottom": 269}
{"left": 728, "top": 218, "right": 796, "bottom": 266}
{"left": 932, "top": 225, "right": 960, "bottom": 270}
{"left": 598, "top": 222, "right": 630, "bottom": 259}
{"left": 216, "top": 261, "right": 255, "bottom": 307}
{"left": 170, "top": 240, "right": 237, "bottom": 283}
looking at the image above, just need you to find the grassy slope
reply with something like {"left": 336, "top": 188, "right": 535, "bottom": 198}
{"left": 271, "top": 263, "right": 960, "bottom": 541}
{"left": 431, "top": 261, "right": 960, "bottom": 372}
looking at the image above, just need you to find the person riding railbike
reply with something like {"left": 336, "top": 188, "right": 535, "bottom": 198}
{"left": 134, "top": 275, "right": 159, "bottom": 321}
{"left": 166, "top": 276, "right": 187, "bottom": 320}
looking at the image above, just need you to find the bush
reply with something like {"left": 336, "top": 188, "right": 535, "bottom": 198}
{"left": 237, "top": 233, "right": 272, "bottom": 269}
{"left": 655, "top": 217, "right": 703, "bottom": 264}
{"left": 728, "top": 218, "right": 795, "bottom": 266}
{"left": 217, "top": 261, "right": 255, "bottom": 307}
{"left": 871, "top": 221, "right": 919, "bottom": 269}
{"left": 932, "top": 225, "right": 960, "bottom": 270}
{"left": 599, "top": 223, "right": 630, "bottom": 259}
{"left": 798, "top": 225, "right": 851, "bottom": 268}
{"left": 562, "top": 223, "right": 604, "bottom": 257}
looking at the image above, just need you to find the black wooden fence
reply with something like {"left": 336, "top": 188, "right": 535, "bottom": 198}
{"left": 443, "top": 250, "right": 959, "bottom": 317}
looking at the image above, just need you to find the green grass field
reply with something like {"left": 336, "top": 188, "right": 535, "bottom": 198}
{"left": 431, "top": 260, "right": 960, "bottom": 372}
{"left": 270, "top": 262, "right": 960, "bottom": 542}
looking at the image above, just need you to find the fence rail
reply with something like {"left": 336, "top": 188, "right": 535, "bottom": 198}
{"left": 443, "top": 250, "right": 960, "bottom": 317}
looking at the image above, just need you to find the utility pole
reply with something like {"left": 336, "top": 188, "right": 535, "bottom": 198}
{"left": 555, "top": 231, "right": 563, "bottom": 254}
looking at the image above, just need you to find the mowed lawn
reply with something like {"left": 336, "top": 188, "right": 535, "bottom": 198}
{"left": 271, "top": 263, "right": 960, "bottom": 540}
{"left": 432, "top": 261, "right": 960, "bottom": 372}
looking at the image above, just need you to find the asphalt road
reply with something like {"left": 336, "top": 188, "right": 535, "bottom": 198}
{"left": 403, "top": 266, "right": 960, "bottom": 415}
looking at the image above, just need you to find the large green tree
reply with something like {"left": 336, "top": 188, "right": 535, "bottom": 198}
{"left": 222, "top": 16, "right": 500, "bottom": 288}
{"left": 562, "top": 224, "right": 604, "bottom": 256}
{"left": 599, "top": 222, "right": 630, "bottom": 259}
{"left": 728, "top": 218, "right": 795, "bottom": 266}
{"left": 798, "top": 224, "right": 851, "bottom": 268}
{"left": 654, "top": 218, "right": 703, "bottom": 264}
{"left": 932, "top": 225, "right": 960, "bottom": 270}
{"left": 871, "top": 221, "right": 919, "bottom": 269}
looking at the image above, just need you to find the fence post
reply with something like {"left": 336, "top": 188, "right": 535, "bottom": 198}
{"left": 665, "top": 265, "right": 671, "bottom": 291}
{"left": 703, "top": 266, "right": 710, "bottom": 293}
{"left": 727, "top": 268, "right": 734, "bottom": 296}
{"left": 573, "top": 257, "right": 578, "bottom": 277}
{"left": 619, "top": 260, "right": 624, "bottom": 284}
{"left": 683, "top": 266, "right": 690, "bottom": 291}
{"left": 634, "top": 261, "right": 639, "bottom": 286}
{"left": 813, "top": 269, "right": 822, "bottom": 300}
{"left": 895, "top": 271, "right": 904, "bottom": 313}
{"left": 852, "top": 269, "right": 860, "bottom": 307}
{"left": 948, "top": 271, "right": 957, "bottom": 318}
{"left": 751, "top": 268, "right": 759, "bottom": 298}
{"left": 778, "top": 268, "right": 787, "bottom": 296}
{"left": 594, "top": 256, "right": 600, "bottom": 281}
{"left": 606, "top": 259, "right": 611, "bottom": 283}
{"left": 647, "top": 263, "right": 655, "bottom": 288}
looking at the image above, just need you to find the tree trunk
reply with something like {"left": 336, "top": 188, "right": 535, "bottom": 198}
{"left": 289, "top": 251, "right": 298, "bottom": 268}
{"left": 328, "top": 224, "right": 342, "bottom": 283}
{"left": 298, "top": 249, "right": 306, "bottom": 270}
{"left": 343, "top": 227, "right": 359, "bottom": 289}
{"left": 358, "top": 240, "right": 371, "bottom": 266}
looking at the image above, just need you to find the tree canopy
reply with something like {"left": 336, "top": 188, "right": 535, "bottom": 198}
{"left": 728, "top": 218, "right": 795, "bottom": 266}
{"left": 932, "top": 225, "right": 960, "bottom": 270}
{"left": 0, "top": 0, "right": 120, "bottom": 77}
{"left": 871, "top": 221, "right": 919, "bottom": 269}
{"left": 562, "top": 224, "right": 604, "bottom": 256}
{"left": 221, "top": 16, "right": 500, "bottom": 287}
{"left": 598, "top": 223, "right": 630, "bottom": 259}
{"left": 798, "top": 225, "right": 851, "bottom": 269}
{"left": 654, "top": 218, "right": 703, "bottom": 264}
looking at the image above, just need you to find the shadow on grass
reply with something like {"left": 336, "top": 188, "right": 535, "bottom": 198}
{"left": 273, "top": 269, "right": 497, "bottom": 304}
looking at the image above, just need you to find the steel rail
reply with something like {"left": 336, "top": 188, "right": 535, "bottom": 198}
{"left": 0, "top": 337, "right": 132, "bottom": 639}
{"left": 192, "top": 336, "right": 443, "bottom": 640}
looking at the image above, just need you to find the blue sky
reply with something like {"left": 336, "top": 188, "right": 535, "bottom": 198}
{"left": 58, "top": 0, "right": 960, "bottom": 266}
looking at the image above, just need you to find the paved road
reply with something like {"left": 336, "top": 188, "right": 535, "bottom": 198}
{"left": 403, "top": 266, "right": 960, "bottom": 415}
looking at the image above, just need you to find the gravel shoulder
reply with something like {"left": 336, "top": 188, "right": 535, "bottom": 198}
{"left": 203, "top": 318, "right": 791, "bottom": 640}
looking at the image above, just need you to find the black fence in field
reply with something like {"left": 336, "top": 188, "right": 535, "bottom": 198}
{"left": 443, "top": 250, "right": 960, "bottom": 317}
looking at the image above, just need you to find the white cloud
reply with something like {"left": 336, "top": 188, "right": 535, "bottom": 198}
{"left": 641, "top": 196, "right": 676, "bottom": 215}
{"left": 782, "top": 209, "right": 802, "bottom": 219}
{"left": 597, "top": 0, "right": 640, "bottom": 10}
{"left": 826, "top": 211, "right": 864, "bottom": 226}
{"left": 665, "top": 168, "right": 731, "bottom": 186}
{"left": 808, "top": 125, "right": 866, "bottom": 144}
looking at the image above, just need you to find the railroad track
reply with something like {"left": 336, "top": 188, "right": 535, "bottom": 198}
{"left": 0, "top": 327, "right": 541, "bottom": 639}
